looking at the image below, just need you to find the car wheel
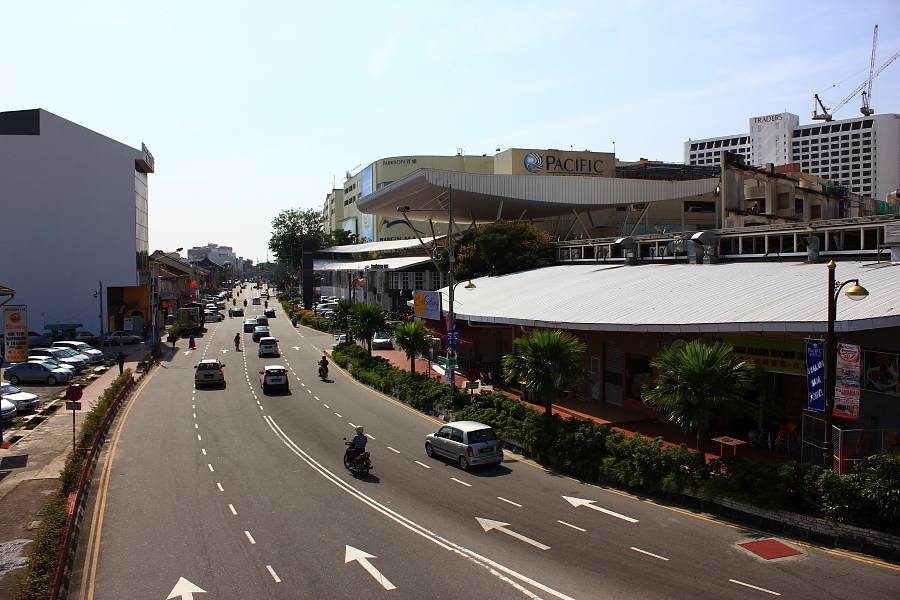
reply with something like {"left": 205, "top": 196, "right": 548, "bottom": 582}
{"left": 47, "top": 376, "right": 58, "bottom": 385}
{"left": 9, "top": 375, "right": 20, "bottom": 385}
{"left": 459, "top": 455, "right": 470, "bottom": 470}
{"left": 425, "top": 442, "right": 434, "bottom": 457}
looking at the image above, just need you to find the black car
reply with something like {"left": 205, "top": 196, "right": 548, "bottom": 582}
{"left": 252, "top": 326, "right": 270, "bottom": 342}
{"left": 264, "top": 308, "right": 276, "bottom": 318}
{"left": 233, "top": 307, "right": 244, "bottom": 317}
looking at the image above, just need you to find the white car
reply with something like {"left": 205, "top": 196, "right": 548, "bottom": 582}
{"left": 257, "top": 337, "right": 279, "bottom": 357}
{"left": 103, "top": 331, "right": 141, "bottom": 345}
{"left": 372, "top": 332, "right": 393, "bottom": 350}
{"left": 51, "top": 341, "right": 104, "bottom": 364}
{"left": 1, "top": 399, "right": 16, "bottom": 422}
{"left": 1, "top": 383, "right": 39, "bottom": 411}
{"left": 259, "top": 365, "right": 289, "bottom": 392}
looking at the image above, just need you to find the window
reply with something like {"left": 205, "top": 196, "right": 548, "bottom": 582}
{"left": 802, "top": 140, "right": 809, "bottom": 145}
{"left": 625, "top": 354, "right": 654, "bottom": 401}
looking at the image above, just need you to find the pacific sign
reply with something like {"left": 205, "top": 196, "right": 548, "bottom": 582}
{"left": 519, "top": 149, "right": 611, "bottom": 177}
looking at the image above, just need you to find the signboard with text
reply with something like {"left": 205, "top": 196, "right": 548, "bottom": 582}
{"left": 834, "top": 342, "right": 861, "bottom": 420}
{"left": 806, "top": 340, "right": 825, "bottom": 412}
{"left": 413, "top": 291, "right": 441, "bottom": 320}
{"left": 712, "top": 336, "right": 806, "bottom": 375}
{"left": 2, "top": 305, "right": 28, "bottom": 364}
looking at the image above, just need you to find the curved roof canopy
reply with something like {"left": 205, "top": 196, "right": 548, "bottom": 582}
{"left": 357, "top": 168, "right": 720, "bottom": 222}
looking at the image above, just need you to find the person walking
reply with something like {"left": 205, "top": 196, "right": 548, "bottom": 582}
{"left": 189, "top": 334, "right": 196, "bottom": 350}
{"left": 228, "top": 308, "right": 233, "bottom": 319}
{"left": 116, "top": 351, "right": 125, "bottom": 375}
{"left": 170, "top": 333, "right": 177, "bottom": 348}
{"left": 234, "top": 333, "right": 241, "bottom": 352}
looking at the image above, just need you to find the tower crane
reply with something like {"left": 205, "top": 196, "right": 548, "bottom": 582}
{"left": 812, "top": 25, "right": 899, "bottom": 122}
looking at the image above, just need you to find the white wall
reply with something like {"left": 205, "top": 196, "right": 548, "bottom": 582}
{"left": 0, "top": 109, "right": 144, "bottom": 331}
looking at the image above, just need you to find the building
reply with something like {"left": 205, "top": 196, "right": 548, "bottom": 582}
{"left": 685, "top": 112, "right": 900, "bottom": 201}
{"left": 0, "top": 108, "right": 154, "bottom": 339}
{"left": 186, "top": 244, "right": 243, "bottom": 277}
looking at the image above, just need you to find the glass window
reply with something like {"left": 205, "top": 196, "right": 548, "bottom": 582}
{"left": 625, "top": 354, "right": 653, "bottom": 401}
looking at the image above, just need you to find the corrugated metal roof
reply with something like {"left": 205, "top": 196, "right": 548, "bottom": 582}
{"left": 322, "top": 237, "right": 444, "bottom": 254}
{"left": 445, "top": 261, "right": 900, "bottom": 333}
{"left": 314, "top": 257, "right": 433, "bottom": 271}
{"left": 358, "top": 169, "right": 719, "bottom": 221}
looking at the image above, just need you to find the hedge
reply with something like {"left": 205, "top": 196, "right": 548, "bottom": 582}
{"left": 330, "top": 343, "right": 900, "bottom": 536}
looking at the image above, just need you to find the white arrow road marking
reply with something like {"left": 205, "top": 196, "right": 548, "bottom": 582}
{"left": 345, "top": 545, "right": 396, "bottom": 590}
{"left": 476, "top": 518, "right": 550, "bottom": 550}
{"left": 184, "top": 351, "right": 192, "bottom": 355}
{"left": 167, "top": 576, "right": 206, "bottom": 599}
{"left": 292, "top": 346, "right": 300, "bottom": 350}
{"left": 221, "top": 349, "right": 228, "bottom": 353}
{"left": 562, "top": 496, "right": 638, "bottom": 523}
{"left": 729, "top": 579, "right": 780, "bottom": 595}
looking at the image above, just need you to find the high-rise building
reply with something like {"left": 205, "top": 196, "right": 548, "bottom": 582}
{"left": 685, "top": 112, "right": 899, "bottom": 200}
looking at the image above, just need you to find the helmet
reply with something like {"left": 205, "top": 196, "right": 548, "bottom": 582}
{"left": 355, "top": 426, "right": 364, "bottom": 434}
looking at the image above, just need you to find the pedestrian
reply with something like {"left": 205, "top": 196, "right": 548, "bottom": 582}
{"left": 234, "top": 332, "right": 241, "bottom": 351}
{"left": 116, "top": 351, "right": 125, "bottom": 375}
{"left": 228, "top": 308, "right": 233, "bottom": 318}
{"left": 170, "top": 333, "right": 176, "bottom": 348}
{"left": 189, "top": 334, "right": 196, "bottom": 350}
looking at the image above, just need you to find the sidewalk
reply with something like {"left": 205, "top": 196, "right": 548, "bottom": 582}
{"left": 371, "top": 346, "right": 793, "bottom": 465}
{"left": 0, "top": 348, "right": 146, "bottom": 599}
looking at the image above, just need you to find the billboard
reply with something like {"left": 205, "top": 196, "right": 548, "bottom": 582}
{"left": 3, "top": 305, "right": 28, "bottom": 364}
{"left": 834, "top": 342, "right": 861, "bottom": 420}
{"left": 413, "top": 291, "right": 441, "bottom": 320}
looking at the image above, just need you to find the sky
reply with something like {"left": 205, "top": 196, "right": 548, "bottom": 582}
{"left": 3, "top": 0, "right": 899, "bottom": 263}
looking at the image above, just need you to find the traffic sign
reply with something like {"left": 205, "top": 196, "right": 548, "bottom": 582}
{"left": 446, "top": 330, "right": 459, "bottom": 348}
{"left": 65, "top": 401, "right": 82, "bottom": 411}
{"left": 437, "top": 356, "right": 458, "bottom": 369}
{"left": 466, "top": 368, "right": 480, "bottom": 382}
{"left": 65, "top": 385, "right": 83, "bottom": 401}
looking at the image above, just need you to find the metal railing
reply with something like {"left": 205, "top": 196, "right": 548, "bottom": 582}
{"left": 801, "top": 411, "right": 900, "bottom": 473}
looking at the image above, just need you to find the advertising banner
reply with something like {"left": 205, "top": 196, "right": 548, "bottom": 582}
{"left": 413, "top": 291, "right": 441, "bottom": 320}
{"left": 863, "top": 351, "right": 899, "bottom": 396}
{"left": 3, "top": 305, "right": 28, "bottom": 364}
{"left": 806, "top": 340, "right": 825, "bottom": 412}
{"left": 834, "top": 342, "right": 861, "bottom": 420}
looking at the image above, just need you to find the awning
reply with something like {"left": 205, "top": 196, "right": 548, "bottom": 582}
{"left": 46, "top": 323, "right": 82, "bottom": 330}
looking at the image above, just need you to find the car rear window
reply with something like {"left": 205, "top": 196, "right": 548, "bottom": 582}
{"left": 266, "top": 369, "right": 285, "bottom": 376}
{"left": 198, "top": 363, "right": 220, "bottom": 371}
{"left": 467, "top": 428, "right": 498, "bottom": 443}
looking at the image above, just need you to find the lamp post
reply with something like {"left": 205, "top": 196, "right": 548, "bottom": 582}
{"left": 822, "top": 260, "right": 869, "bottom": 470}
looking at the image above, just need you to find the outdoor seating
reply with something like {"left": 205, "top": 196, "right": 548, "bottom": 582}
{"left": 774, "top": 424, "right": 797, "bottom": 455}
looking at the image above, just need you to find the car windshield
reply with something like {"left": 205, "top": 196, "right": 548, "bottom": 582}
{"left": 467, "top": 428, "right": 498, "bottom": 443}
{"left": 197, "top": 363, "right": 220, "bottom": 371}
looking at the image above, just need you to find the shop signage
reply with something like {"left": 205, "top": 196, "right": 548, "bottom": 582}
{"left": 834, "top": 342, "right": 861, "bottom": 420}
{"left": 413, "top": 290, "right": 440, "bottom": 320}
{"left": 2, "top": 305, "right": 28, "bottom": 364}
{"left": 806, "top": 340, "right": 825, "bottom": 412}
{"left": 712, "top": 336, "right": 806, "bottom": 375}
{"left": 864, "top": 350, "right": 899, "bottom": 396}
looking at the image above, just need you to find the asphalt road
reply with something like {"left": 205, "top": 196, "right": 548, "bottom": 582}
{"left": 73, "top": 300, "right": 900, "bottom": 600}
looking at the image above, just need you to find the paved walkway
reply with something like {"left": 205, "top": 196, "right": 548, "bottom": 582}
{"left": 370, "top": 346, "right": 794, "bottom": 465}
{"left": 0, "top": 347, "right": 148, "bottom": 599}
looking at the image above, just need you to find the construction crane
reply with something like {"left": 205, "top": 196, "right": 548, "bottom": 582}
{"left": 812, "top": 25, "right": 900, "bottom": 121}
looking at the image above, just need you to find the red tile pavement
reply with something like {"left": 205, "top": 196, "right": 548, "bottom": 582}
{"left": 368, "top": 346, "right": 794, "bottom": 464}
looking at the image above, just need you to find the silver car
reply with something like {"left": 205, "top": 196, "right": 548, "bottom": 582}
{"left": 424, "top": 420, "right": 504, "bottom": 470}
{"left": 1, "top": 399, "right": 17, "bottom": 421}
{"left": 3, "top": 361, "right": 71, "bottom": 385}
{"left": 52, "top": 341, "right": 104, "bottom": 364}
{"left": 28, "top": 347, "right": 87, "bottom": 371}
{"left": 1, "top": 383, "right": 39, "bottom": 411}
{"left": 26, "top": 356, "right": 76, "bottom": 375}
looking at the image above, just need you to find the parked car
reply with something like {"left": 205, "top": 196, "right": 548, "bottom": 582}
{"left": 259, "top": 365, "right": 289, "bottom": 393}
{"left": 1, "top": 383, "right": 39, "bottom": 411}
{"left": 51, "top": 341, "right": 104, "bottom": 364}
{"left": 74, "top": 331, "right": 100, "bottom": 344}
{"left": 103, "top": 331, "right": 141, "bottom": 345}
{"left": 336, "top": 334, "right": 348, "bottom": 344}
{"left": 3, "top": 361, "right": 71, "bottom": 385}
{"left": 424, "top": 420, "right": 504, "bottom": 470}
{"left": 372, "top": 332, "right": 393, "bottom": 350}
{"left": 1, "top": 399, "right": 17, "bottom": 422}
{"left": 24, "top": 355, "right": 76, "bottom": 375}
{"left": 252, "top": 326, "right": 270, "bottom": 342}
{"left": 243, "top": 318, "right": 259, "bottom": 333}
{"left": 194, "top": 359, "right": 226, "bottom": 388}
{"left": 52, "top": 347, "right": 93, "bottom": 368}
{"left": 27, "top": 347, "right": 87, "bottom": 371}
{"left": 257, "top": 337, "right": 279, "bottom": 357}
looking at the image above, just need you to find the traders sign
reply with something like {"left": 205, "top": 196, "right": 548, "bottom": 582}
{"left": 3, "top": 305, "right": 28, "bottom": 364}
{"left": 413, "top": 291, "right": 441, "bottom": 320}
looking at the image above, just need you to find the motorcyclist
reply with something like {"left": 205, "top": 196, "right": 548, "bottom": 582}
{"left": 346, "top": 426, "right": 367, "bottom": 461}
{"left": 318, "top": 355, "right": 329, "bottom": 378}
{"left": 264, "top": 300, "right": 269, "bottom": 309}
{"left": 243, "top": 299, "right": 247, "bottom": 307}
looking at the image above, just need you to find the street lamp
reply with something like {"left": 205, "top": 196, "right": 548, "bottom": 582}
{"left": 822, "top": 260, "right": 869, "bottom": 470}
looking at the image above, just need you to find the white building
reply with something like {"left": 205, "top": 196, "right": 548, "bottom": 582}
{"left": 0, "top": 108, "right": 154, "bottom": 337}
{"left": 685, "top": 112, "right": 900, "bottom": 201}
{"left": 186, "top": 244, "right": 243, "bottom": 276}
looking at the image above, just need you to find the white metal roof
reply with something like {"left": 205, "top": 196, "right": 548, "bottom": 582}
{"left": 357, "top": 169, "right": 720, "bottom": 221}
{"left": 445, "top": 260, "right": 900, "bottom": 333}
{"left": 314, "top": 257, "right": 433, "bottom": 271}
{"left": 322, "top": 237, "right": 444, "bottom": 254}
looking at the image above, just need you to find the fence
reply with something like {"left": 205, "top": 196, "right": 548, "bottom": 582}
{"left": 801, "top": 411, "right": 900, "bottom": 473}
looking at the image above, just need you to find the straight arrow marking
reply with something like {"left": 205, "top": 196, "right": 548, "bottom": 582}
{"left": 345, "top": 545, "right": 396, "bottom": 590}
{"left": 562, "top": 496, "right": 638, "bottom": 523}
{"left": 476, "top": 518, "right": 550, "bottom": 550}
{"left": 167, "top": 576, "right": 206, "bottom": 599}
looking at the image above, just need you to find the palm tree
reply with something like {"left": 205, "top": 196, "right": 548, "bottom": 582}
{"left": 501, "top": 329, "right": 591, "bottom": 415}
{"left": 641, "top": 339, "right": 754, "bottom": 461}
{"left": 350, "top": 303, "right": 388, "bottom": 356}
{"left": 331, "top": 299, "right": 354, "bottom": 342}
{"left": 392, "top": 320, "right": 432, "bottom": 373}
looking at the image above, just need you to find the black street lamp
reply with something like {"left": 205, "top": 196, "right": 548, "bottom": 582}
{"left": 822, "top": 260, "right": 868, "bottom": 470}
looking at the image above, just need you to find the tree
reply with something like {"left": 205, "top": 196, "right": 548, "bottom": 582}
{"left": 268, "top": 208, "right": 324, "bottom": 266}
{"left": 446, "top": 220, "right": 553, "bottom": 280}
{"left": 350, "top": 303, "right": 388, "bottom": 356}
{"left": 392, "top": 320, "right": 432, "bottom": 373}
{"left": 330, "top": 299, "right": 354, "bottom": 342}
{"left": 641, "top": 340, "right": 754, "bottom": 462}
{"left": 501, "top": 329, "right": 591, "bottom": 415}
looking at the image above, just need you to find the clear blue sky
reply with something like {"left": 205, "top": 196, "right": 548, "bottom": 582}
{"left": 4, "top": 1, "right": 898, "bottom": 263}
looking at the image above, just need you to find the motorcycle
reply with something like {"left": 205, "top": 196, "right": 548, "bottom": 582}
{"left": 319, "top": 363, "right": 329, "bottom": 380}
{"left": 343, "top": 439, "right": 371, "bottom": 475}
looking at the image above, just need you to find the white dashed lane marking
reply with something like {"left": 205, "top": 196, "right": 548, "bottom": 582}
{"left": 414, "top": 461, "right": 431, "bottom": 469}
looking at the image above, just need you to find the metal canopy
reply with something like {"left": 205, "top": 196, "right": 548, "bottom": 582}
{"left": 357, "top": 168, "right": 720, "bottom": 222}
